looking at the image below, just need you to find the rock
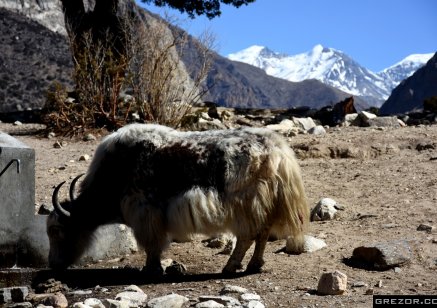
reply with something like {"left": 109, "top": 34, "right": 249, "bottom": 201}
{"left": 115, "top": 292, "right": 147, "bottom": 307}
{"left": 79, "top": 154, "right": 90, "bottom": 161}
{"left": 13, "top": 121, "right": 23, "bottom": 126}
{"left": 292, "top": 117, "right": 316, "bottom": 131}
{"left": 352, "top": 240, "right": 413, "bottom": 269}
{"left": 164, "top": 260, "right": 187, "bottom": 275}
{"left": 72, "top": 303, "right": 92, "bottom": 308}
{"left": 35, "top": 279, "right": 69, "bottom": 294}
{"left": 367, "top": 116, "right": 401, "bottom": 128}
{"left": 303, "top": 235, "right": 327, "bottom": 253}
{"left": 53, "top": 141, "right": 63, "bottom": 148}
{"left": 123, "top": 285, "right": 144, "bottom": 294}
{"left": 266, "top": 119, "right": 299, "bottom": 136}
{"left": 417, "top": 224, "right": 434, "bottom": 232}
{"left": 344, "top": 113, "right": 358, "bottom": 125}
{"left": 308, "top": 125, "right": 326, "bottom": 135}
{"left": 351, "top": 281, "right": 368, "bottom": 288}
{"left": 101, "top": 299, "right": 130, "bottom": 308}
{"left": 83, "top": 298, "right": 105, "bottom": 308}
{"left": 285, "top": 235, "right": 327, "bottom": 254}
{"left": 147, "top": 294, "right": 188, "bottom": 308}
{"left": 416, "top": 143, "right": 436, "bottom": 151}
{"left": 219, "top": 285, "right": 248, "bottom": 295}
{"left": 310, "top": 198, "right": 339, "bottom": 221}
{"left": 0, "top": 288, "right": 12, "bottom": 304}
{"left": 198, "top": 296, "right": 241, "bottom": 307}
{"left": 195, "top": 300, "right": 225, "bottom": 308}
{"left": 317, "top": 270, "right": 348, "bottom": 295}
{"left": 83, "top": 133, "right": 97, "bottom": 141}
{"left": 365, "top": 288, "right": 374, "bottom": 295}
{"left": 38, "top": 203, "right": 53, "bottom": 214}
{"left": 240, "top": 293, "right": 261, "bottom": 302}
{"left": 243, "top": 301, "right": 265, "bottom": 308}
{"left": 10, "top": 287, "right": 29, "bottom": 302}
{"left": 41, "top": 293, "right": 68, "bottom": 308}
{"left": 7, "top": 303, "right": 33, "bottom": 308}
{"left": 352, "top": 111, "right": 377, "bottom": 126}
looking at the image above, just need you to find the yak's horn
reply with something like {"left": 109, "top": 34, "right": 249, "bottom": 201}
{"left": 69, "top": 174, "right": 84, "bottom": 201}
{"left": 52, "top": 181, "right": 71, "bottom": 217}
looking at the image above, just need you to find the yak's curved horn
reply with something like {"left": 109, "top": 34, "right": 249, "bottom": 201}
{"left": 52, "top": 181, "right": 71, "bottom": 217}
{"left": 69, "top": 174, "right": 84, "bottom": 201}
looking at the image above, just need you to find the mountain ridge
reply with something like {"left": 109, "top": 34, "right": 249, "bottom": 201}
{"left": 228, "top": 45, "right": 434, "bottom": 107}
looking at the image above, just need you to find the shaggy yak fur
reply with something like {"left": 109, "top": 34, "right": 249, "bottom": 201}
{"left": 47, "top": 124, "right": 309, "bottom": 274}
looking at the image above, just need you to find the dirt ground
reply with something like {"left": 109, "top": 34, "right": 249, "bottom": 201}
{"left": 1, "top": 122, "right": 436, "bottom": 307}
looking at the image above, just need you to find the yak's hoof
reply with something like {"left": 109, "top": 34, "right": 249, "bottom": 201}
{"left": 245, "top": 260, "right": 265, "bottom": 274}
{"left": 245, "top": 265, "right": 263, "bottom": 274}
{"left": 142, "top": 265, "right": 164, "bottom": 277}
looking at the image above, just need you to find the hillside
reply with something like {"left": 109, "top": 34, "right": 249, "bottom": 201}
{"left": 0, "top": 1, "right": 365, "bottom": 115}
{"left": 380, "top": 52, "right": 437, "bottom": 115}
{"left": 0, "top": 8, "right": 73, "bottom": 113}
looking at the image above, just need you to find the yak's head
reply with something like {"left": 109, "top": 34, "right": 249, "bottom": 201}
{"left": 47, "top": 174, "right": 87, "bottom": 269}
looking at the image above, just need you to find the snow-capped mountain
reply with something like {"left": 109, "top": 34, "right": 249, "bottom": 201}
{"left": 228, "top": 45, "right": 433, "bottom": 106}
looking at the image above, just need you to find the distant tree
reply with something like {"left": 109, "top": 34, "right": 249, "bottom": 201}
{"left": 50, "top": 0, "right": 254, "bottom": 132}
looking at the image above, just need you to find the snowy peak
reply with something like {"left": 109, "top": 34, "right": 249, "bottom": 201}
{"left": 379, "top": 52, "right": 434, "bottom": 87}
{"left": 227, "top": 45, "right": 434, "bottom": 106}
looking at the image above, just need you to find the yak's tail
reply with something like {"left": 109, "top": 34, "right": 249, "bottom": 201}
{"left": 270, "top": 139, "right": 310, "bottom": 253}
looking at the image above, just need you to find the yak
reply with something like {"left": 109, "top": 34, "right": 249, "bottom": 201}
{"left": 47, "top": 123, "right": 309, "bottom": 274}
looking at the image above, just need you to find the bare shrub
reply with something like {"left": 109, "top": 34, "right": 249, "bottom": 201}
{"left": 122, "top": 13, "right": 213, "bottom": 128}
{"left": 43, "top": 10, "right": 213, "bottom": 134}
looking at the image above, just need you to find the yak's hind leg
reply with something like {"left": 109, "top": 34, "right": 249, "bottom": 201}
{"left": 222, "top": 238, "right": 253, "bottom": 274}
{"left": 246, "top": 226, "right": 271, "bottom": 273}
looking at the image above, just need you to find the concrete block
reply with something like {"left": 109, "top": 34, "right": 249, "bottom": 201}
{"left": 1, "top": 132, "right": 138, "bottom": 268}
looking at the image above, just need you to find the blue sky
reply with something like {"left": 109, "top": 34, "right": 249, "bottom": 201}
{"left": 140, "top": 0, "right": 437, "bottom": 72}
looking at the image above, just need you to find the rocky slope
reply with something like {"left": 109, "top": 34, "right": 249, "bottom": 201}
{"left": 380, "top": 52, "right": 437, "bottom": 115}
{"left": 0, "top": 0, "right": 364, "bottom": 115}
{"left": 0, "top": 7, "right": 73, "bottom": 113}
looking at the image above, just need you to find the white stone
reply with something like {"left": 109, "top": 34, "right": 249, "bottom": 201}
{"left": 303, "top": 235, "right": 327, "bottom": 253}
{"left": 317, "top": 270, "right": 348, "bottom": 295}
{"left": 83, "top": 298, "right": 105, "bottom": 308}
{"left": 240, "top": 293, "right": 261, "bottom": 301}
{"left": 101, "top": 299, "right": 129, "bottom": 308}
{"left": 198, "top": 295, "right": 241, "bottom": 307}
{"left": 72, "top": 303, "right": 92, "bottom": 308}
{"left": 308, "top": 125, "right": 326, "bottom": 135}
{"left": 115, "top": 291, "right": 147, "bottom": 307}
{"left": 195, "top": 300, "right": 225, "bottom": 308}
{"left": 220, "top": 284, "right": 248, "bottom": 295}
{"left": 79, "top": 154, "right": 90, "bottom": 161}
{"left": 123, "top": 285, "right": 144, "bottom": 293}
{"left": 292, "top": 117, "right": 316, "bottom": 131}
{"left": 360, "top": 111, "right": 377, "bottom": 121}
{"left": 243, "top": 301, "right": 265, "bottom": 308}
{"left": 147, "top": 294, "right": 188, "bottom": 308}
{"left": 311, "top": 198, "right": 339, "bottom": 221}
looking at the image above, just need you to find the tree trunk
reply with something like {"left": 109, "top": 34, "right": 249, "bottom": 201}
{"left": 61, "top": 0, "right": 127, "bottom": 62}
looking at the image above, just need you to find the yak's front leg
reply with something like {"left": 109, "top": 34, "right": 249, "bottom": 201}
{"left": 121, "top": 197, "right": 167, "bottom": 275}
{"left": 144, "top": 244, "right": 165, "bottom": 275}
{"left": 222, "top": 237, "right": 253, "bottom": 274}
